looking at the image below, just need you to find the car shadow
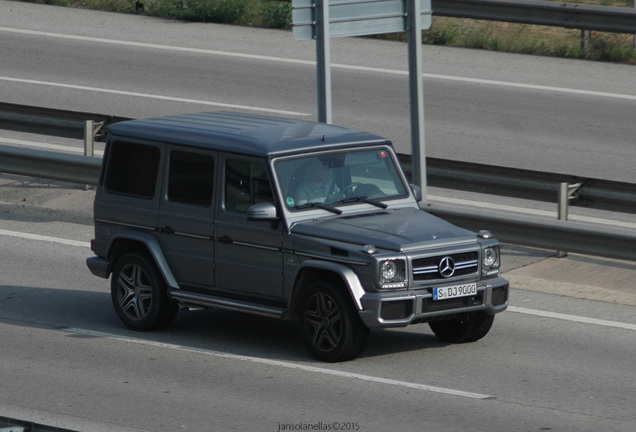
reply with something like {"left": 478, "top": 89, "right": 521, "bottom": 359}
{"left": 164, "top": 307, "right": 450, "bottom": 362}
{"left": 0, "top": 284, "right": 450, "bottom": 363}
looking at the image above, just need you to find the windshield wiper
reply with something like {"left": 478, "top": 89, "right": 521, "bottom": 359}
{"left": 295, "top": 202, "right": 343, "bottom": 215}
{"left": 339, "top": 197, "right": 388, "bottom": 209}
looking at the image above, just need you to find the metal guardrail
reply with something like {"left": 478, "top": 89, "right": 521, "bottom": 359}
{"left": 0, "top": 143, "right": 101, "bottom": 185}
{"left": 1, "top": 104, "right": 635, "bottom": 262}
{"left": 431, "top": 0, "right": 636, "bottom": 34}
{"left": 427, "top": 203, "right": 636, "bottom": 262}
{"left": 0, "top": 102, "right": 127, "bottom": 141}
{"left": 2, "top": 140, "right": 634, "bottom": 215}
{"left": 398, "top": 156, "right": 636, "bottom": 215}
{"left": 1, "top": 103, "right": 634, "bottom": 215}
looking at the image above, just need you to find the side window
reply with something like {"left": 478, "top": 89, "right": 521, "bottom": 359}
{"left": 168, "top": 151, "right": 215, "bottom": 207}
{"left": 105, "top": 141, "right": 160, "bottom": 198}
{"left": 225, "top": 158, "right": 274, "bottom": 212}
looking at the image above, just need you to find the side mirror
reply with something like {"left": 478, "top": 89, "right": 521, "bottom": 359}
{"left": 410, "top": 184, "right": 422, "bottom": 202}
{"left": 247, "top": 202, "right": 279, "bottom": 221}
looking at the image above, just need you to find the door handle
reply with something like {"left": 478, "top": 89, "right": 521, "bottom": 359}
{"left": 218, "top": 235, "right": 233, "bottom": 244}
{"left": 160, "top": 225, "right": 175, "bottom": 234}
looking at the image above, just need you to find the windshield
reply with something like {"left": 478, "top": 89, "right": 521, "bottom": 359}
{"left": 275, "top": 147, "right": 409, "bottom": 211}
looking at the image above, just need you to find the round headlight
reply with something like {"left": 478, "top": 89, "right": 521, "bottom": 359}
{"left": 381, "top": 260, "right": 397, "bottom": 282}
{"left": 483, "top": 247, "right": 497, "bottom": 267}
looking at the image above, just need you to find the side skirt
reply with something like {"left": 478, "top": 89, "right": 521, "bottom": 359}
{"left": 169, "top": 290, "right": 287, "bottom": 319}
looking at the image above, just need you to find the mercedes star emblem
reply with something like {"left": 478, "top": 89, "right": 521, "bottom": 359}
{"left": 439, "top": 256, "right": 455, "bottom": 278}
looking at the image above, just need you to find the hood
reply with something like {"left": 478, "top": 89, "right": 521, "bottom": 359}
{"left": 290, "top": 207, "right": 475, "bottom": 252}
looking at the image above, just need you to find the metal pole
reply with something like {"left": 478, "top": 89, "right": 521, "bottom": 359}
{"left": 84, "top": 120, "right": 94, "bottom": 158}
{"left": 581, "top": 29, "right": 591, "bottom": 55}
{"left": 407, "top": 0, "right": 427, "bottom": 202}
{"left": 84, "top": 120, "right": 95, "bottom": 190}
{"left": 557, "top": 182, "right": 569, "bottom": 257}
{"left": 316, "top": 0, "right": 332, "bottom": 124}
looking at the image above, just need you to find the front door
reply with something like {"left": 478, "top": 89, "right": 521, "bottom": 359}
{"left": 215, "top": 154, "right": 284, "bottom": 300}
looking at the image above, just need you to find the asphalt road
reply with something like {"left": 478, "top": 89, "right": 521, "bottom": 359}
{"left": 1, "top": 2, "right": 635, "bottom": 431}
{"left": 1, "top": 1, "right": 635, "bottom": 184}
{"left": 0, "top": 178, "right": 635, "bottom": 432}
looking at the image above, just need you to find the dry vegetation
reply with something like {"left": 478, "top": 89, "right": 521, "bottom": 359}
{"left": 18, "top": 0, "right": 636, "bottom": 63}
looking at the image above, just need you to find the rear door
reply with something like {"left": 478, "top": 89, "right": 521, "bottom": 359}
{"left": 96, "top": 139, "right": 163, "bottom": 239}
{"left": 157, "top": 146, "right": 217, "bottom": 289}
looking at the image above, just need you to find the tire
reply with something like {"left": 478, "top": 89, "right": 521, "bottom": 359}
{"left": 111, "top": 252, "right": 178, "bottom": 331}
{"left": 429, "top": 311, "right": 495, "bottom": 343}
{"left": 298, "top": 281, "right": 370, "bottom": 362}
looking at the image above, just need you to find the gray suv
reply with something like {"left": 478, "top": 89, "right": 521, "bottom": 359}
{"left": 86, "top": 111, "right": 508, "bottom": 362}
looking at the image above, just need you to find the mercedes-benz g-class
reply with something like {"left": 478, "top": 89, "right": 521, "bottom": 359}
{"left": 86, "top": 111, "right": 508, "bottom": 362}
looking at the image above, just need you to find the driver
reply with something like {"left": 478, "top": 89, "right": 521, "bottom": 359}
{"left": 294, "top": 159, "right": 337, "bottom": 205}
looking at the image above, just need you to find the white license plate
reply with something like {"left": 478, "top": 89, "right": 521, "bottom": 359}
{"left": 433, "top": 283, "right": 477, "bottom": 301}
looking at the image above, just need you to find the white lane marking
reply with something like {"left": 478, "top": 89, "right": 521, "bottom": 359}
{"left": 2, "top": 26, "right": 635, "bottom": 102}
{"left": 0, "top": 26, "right": 315, "bottom": 65}
{"left": 2, "top": 228, "right": 633, "bottom": 330}
{"left": 420, "top": 72, "right": 636, "bottom": 102}
{"left": 0, "top": 76, "right": 309, "bottom": 117}
{"left": 0, "top": 137, "right": 104, "bottom": 156}
{"left": 428, "top": 194, "right": 636, "bottom": 230}
{"left": 0, "top": 228, "right": 89, "bottom": 248}
{"left": 508, "top": 306, "right": 636, "bottom": 331}
{"left": 63, "top": 327, "right": 492, "bottom": 399}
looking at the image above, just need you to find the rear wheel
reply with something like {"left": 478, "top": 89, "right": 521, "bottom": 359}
{"left": 111, "top": 252, "right": 178, "bottom": 331}
{"left": 298, "top": 281, "right": 369, "bottom": 362}
{"left": 429, "top": 311, "right": 494, "bottom": 343}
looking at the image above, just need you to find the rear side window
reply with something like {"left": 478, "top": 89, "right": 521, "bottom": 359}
{"left": 105, "top": 141, "right": 160, "bottom": 199}
{"left": 168, "top": 151, "right": 215, "bottom": 207}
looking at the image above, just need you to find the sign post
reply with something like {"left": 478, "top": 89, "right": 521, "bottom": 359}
{"left": 315, "top": 0, "right": 332, "bottom": 124}
{"left": 292, "top": 0, "right": 432, "bottom": 197}
{"left": 407, "top": 0, "right": 427, "bottom": 197}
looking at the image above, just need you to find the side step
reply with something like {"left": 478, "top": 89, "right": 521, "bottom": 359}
{"left": 170, "top": 290, "right": 286, "bottom": 319}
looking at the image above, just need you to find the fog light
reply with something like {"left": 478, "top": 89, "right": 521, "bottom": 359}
{"left": 380, "top": 300, "right": 413, "bottom": 320}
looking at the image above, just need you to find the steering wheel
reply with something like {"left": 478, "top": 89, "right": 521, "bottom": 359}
{"left": 340, "top": 182, "right": 364, "bottom": 198}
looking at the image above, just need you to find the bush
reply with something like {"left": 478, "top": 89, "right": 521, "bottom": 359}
{"left": 153, "top": 0, "right": 247, "bottom": 23}
{"left": 15, "top": 0, "right": 636, "bottom": 63}
{"left": 147, "top": 0, "right": 290, "bottom": 27}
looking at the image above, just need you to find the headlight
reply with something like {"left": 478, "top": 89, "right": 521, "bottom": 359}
{"left": 381, "top": 260, "right": 397, "bottom": 280}
{"left": 482, "top": 246, "right": 500, "bottom": 276}
{"left": 483, "top": 248, "right": 497, "bottom": 266}
{"left": 379, "top": 259, "right": 407, "bottom": 289}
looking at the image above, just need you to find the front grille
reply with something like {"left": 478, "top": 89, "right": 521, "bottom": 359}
{"left": 412, "top": 251, "right": 479, "bottom": 281}
{"left": 421, "top": 293, "right": 483, "bottom": 313}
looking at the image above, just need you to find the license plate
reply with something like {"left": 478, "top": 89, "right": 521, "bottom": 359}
{"left": 433, "top": 283, "right": 477, "bottom": 301}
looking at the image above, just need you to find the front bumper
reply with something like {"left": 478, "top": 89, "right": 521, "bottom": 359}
{"left": 358, "top": 276, "right": 509, "bottom": 328}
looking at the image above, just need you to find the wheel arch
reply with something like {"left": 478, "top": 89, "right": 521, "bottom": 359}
{"left": 287, "top": 260, "right": 365, "bottom": 319}
{"left": 107, "top": 230, "right": 179, "bottom": 290}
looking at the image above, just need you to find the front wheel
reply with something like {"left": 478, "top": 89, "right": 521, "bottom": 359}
{"left": 429, "top": 311, "right": 495, "bottom": 343}
{"left": 298, "top": 281, "right": 369, "bottom": 362}
{"left": 111, "top": 252, "right": 178, "bottom": 331}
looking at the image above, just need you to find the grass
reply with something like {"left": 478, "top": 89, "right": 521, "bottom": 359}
{"left": 17, "top": 0, "right": 636, "bottom": 63}
{"left": 421, "top": 19, "right": 635, "bottom": 63}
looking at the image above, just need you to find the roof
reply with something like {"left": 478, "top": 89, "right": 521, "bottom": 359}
{"left": 106, "top": 111, "right": 390, "bottom": 157}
